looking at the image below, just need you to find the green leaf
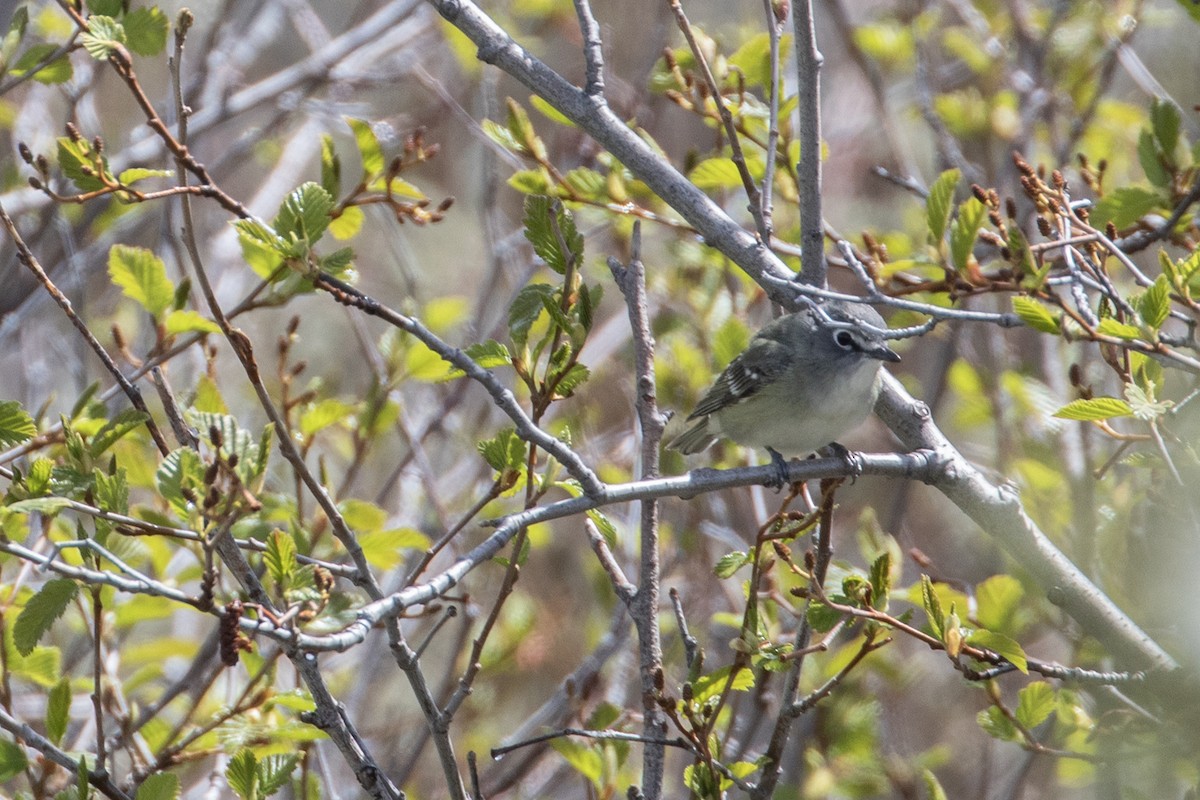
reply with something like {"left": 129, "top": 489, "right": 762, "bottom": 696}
{"left": 87, "top": 0, "right": 124, "bottom": 14}
{"left": 921, "top": 574, "right": 944, "bottom": 637}
{"left": 1015, "top": 681, "right": 1055, "bottom": 728}
{"left": 1090, "top": 186, "right": 1162, "bottom": 230}
{"left": 1, "top": 7, "right": 28, "bottom": 62}
{"left": 164, "top": 309, "right": 221, "bottom": 335}
{"left": 949, "top": 196, "right": 986, "bottom": 272}
{"left": 477, "top": 428, "right": 526, "bottom": 472}
{"left": 968, "top": 629, "right": 1028, "bottom": 674}
{"left": 0, "top": 400, "right": 37, "bottom": 447}
{"left": 1125, "top": 382, "right": 1172, "bottom": 421}
{"left": 1138, "top": 129, "right": 1170, "bottom": 188}
{"left": 156, "top": 447, "right": 204, "bottom": 512}
{"left": 1150, "top": 98, "right": 1182, "bottom": 163}
{"left": 14, "top": 579, "right": 78, "bottom": 656}
{"left": 550, "top": 739, "right": 603, "bottom": 789}
{"left": 729, "top": 31, "right": 791, "bottom": 89}
{"left": 299, "top": 399, "right": 355, "bottom": 438}
{"left": 714, "top": 550, "right": 751, "bottom": 579}
{"left": 806, "top": 600, "right": 841, "bottom": 633}
{"left": 1136, "top": 274, "right": 1171, "bottom": 330}
{"left": 529, "top": 93, "right": 575, "bottom": 127}
{"left": 690, "top": 157, "right": 743, "bottom": 191}
{"left": 109, "top": 245, "right": 175, "bottom": 318}
{"left": 123, "top": 7, "right": 168, "bottom": 56}
{"left": 6, "top": 496, "right": 72, "bottom": 514}
{"left": 869, "top": 551, "right": 891, "bottom": 611}
{"left": 329, "top": 206, "right": 363, "bottom": 240}
{"left": 922, "top": 768, "right": 948, "bottom": 800}
{"left": 359, "top": 528, "right": 431, "bottom": 570}
{"left": 346, "top": 117, "right": 384, "bottom": 176}
{"left": 264, "top": 529, "right": 297, "bottom": 590}
{"left": 508, "top": 167, "right": 553, "bottom": 195}
{"left": 505, "top": 97, "right": 546, "bottom": 160}
{"left": 926, "top": 169, "right": 961, "bottom": 243}
{"left": 508, "top": 283, "right": 555, "bottom": 349}
{"left": 461, "top": 340, "right": 512, "bottom": 371}
{"left": 0, "top": 737, "right": 28, "bottom": 781}
{"left": 117, "top": 167, "right": 173, "bottom": 185}
{"left": 523, "top": 195, "right": 583, "bottom": 275}
{"left": 136, "top": 772, "right": 180, "bottom": 800}
{"left": 1052, "top": 397, "right": 1134, "bottom": 421}
{"left": 338, "top": 498, "right": 388, "bottom": 532}
{"left": 57, "top": 136, "right": 107, "bottom": 192}
{"left": 93, "top": 466, "right": 129, "bottom": 516}
{"left": 319, "top": 134, "right": 341, "bottom": 196}
{"left": 319, "top": 246, "right": 354, "bottom": 277}
{"left": 1011, "top": 296, "right": 1060, "bottom": 334}
{"left": 976, "top": 574, "right": 1024, "bottom": 635}
{"left": 1096, "top": 317, "right": 1142, "bottom": 339}
{"left": 90, "top": 408, "right": 149, "bottom": 457}
{"left": 46, "top": 676, "right": 71, "bottom": 745}
{"left": 11, "top": 43, "right": 72, "bottom": 84}
{"left": 81, "top": 15, "right": 125, "bottom": 60}
{"left": 691, "top": 665, "right": 754, "bottom": 703}
{"left": 256, "top": 753, "right": 298, "bottom": 797}
{"left": 275, "top": 182, "right": 334, "bottom": 245}
{"left": 226, "top": 749, "right": 258, "bottom": 800}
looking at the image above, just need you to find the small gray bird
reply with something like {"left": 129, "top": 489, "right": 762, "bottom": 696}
{"left": 666, "top": 300, "right": 900, "bottom": 462}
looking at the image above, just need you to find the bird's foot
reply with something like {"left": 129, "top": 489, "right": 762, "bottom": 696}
{"left": 822, "top": 441, "right": 863, "bottom": 481}
{"left": 765, "top": 447, "right": 792, "bottom": 491}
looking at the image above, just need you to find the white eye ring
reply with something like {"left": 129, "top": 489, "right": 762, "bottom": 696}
{"left": 834, "top": 330, "right": 855, "bottom": 350}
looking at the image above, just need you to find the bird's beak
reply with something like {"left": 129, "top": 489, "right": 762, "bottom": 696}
{"left": 867, "top": 341, "right": 902, "bottom": 363}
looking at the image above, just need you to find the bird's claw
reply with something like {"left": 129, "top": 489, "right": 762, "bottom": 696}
{"left": 823, "top": 442, "right": 863, "bottom": 481}
{"left": 765, "top": 447, "right": 792, "bottom": 491}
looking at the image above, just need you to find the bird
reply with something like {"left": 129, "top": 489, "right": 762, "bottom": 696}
{"left": 666, "top": 299, "right": 900, "bottom": 479}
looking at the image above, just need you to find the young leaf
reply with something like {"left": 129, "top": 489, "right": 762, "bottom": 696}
{"left": 11, "top": 44, "right": 72, "bottom": 84}
{"left": 869, "top": 551, "right": 891, "bottom": 611}
{"left": 0, "top": 737, "right": 28, "bottom": 781}
{"left": 135, "top": 772, "right": 180, "bottom": 800}
{"left": 164, "top": 309, "right": 221, "bottom": 335}
{"left": 508, "top": 283, "right": 555, "bottom": 349}
{"left": 274, "top": 182, "right": 334, "bottom": 245}
{"left": 968, "top": 629, "right": 1028, "bottom": 674}
{"left": 89, "top": 408, "right": 149, "bottom": 458}
{"left": 1136, "top": 274, "right": 1171, "bottom": 330}
{"left": 346, "top": 117, "right": 384, "bottom": 176}
{"left": 926, "top": 169, "right": 961, "bottom": 243}
{"left": 108, "top": 245, "right": 175, "bottom": 318}
{"left": 256, "top": 753, "right": 299, "bottom": 797}
{"left": 949, "top": 196, "right": 986, "bottom": 272}
{"left": 81, "top": 15, "right": 125, "bottom": 60}
{"left": 714, "top": 550, "right": 751, "bottom": 578}
{"left": 0, "top": 399, "right": 37, "bottom": 446}
{"left": 1150, "top": 98, "right": 1182, "bottom": 164}
{"left": 1052, "top": 397, "right": 1134, "bottom": 421}
{"left": 14, "top": 579, "right": 78, "bottom": 656}
{"left": 690, "top": 157, "right": 742, "bottom": 190}
{"left": 123, "top": 7, "right": 168, "bottom": 56}
{"left": 523, "top": 196, "right": 583, "bottom": 274}
{"left": 1011, "top": 297, "right": 1059, "bottom": 334}
{"left": 226, "top": 749, "right": 258, "bottom": 800}
{"left": 265, "top": 529, "right": 297, "bottom": 590}
{"left": 46, "top": 676, "right": 71, "bottom": 745}
{"left": 1015, "top": 681, "right": 1055, "bottom": 728}
{"left": 1137, "top": 129, "right": 1170, "bottom": 188}
{"left": 921, "top": 574, "right": 944, "bottom": 637}
{"left": 57, "top": 137, "right": 106, "bottom": 191}
{"left": 477, "top": 428, "right": 526, "bottom": 472}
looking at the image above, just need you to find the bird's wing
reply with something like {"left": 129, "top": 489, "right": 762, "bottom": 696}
{"left": 687, "top": 334, "right": 791, "bottom": 419}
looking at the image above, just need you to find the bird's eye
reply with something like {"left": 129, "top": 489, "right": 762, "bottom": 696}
{"left": 834, "top": 330, "right": 855, "bottom": 350}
